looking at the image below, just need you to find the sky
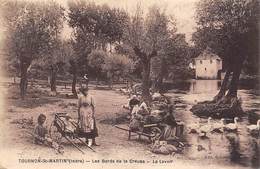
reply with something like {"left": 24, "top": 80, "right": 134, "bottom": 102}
{"left": 59, "top": 0, "right": 199, "bottom": 42}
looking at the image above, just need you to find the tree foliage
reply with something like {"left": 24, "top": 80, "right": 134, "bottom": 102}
{"left": 192, "top": 0, "right": 259, "bottom": 103}
{"left": 67, "top": 0, "right": 129, "bottom": 78}
{"left": 123, "top": 4, "right": 189, "bottom": 97}
{"left": 88, "top": 49, "right": 133, "bottom": 83}
{"left": 192, "top": 0, "right": 259, "bottom": 74}
{"left": 151, "top": 33, "right": 192, "bottom": 84}
{"left": 2, "top": 1, "right": 65, "bottom": 65}
{"left": 1, "top": 0, "right": 65, "bottom": 98}
{"left": 102, "top": 53, "right": 133, "bottom": 79}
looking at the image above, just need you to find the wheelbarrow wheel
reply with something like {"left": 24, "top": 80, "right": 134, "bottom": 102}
{"left": 49, "top": 121, "right": 63, "bottom": 143}
{"left": 150, "top": 127, "right": 162, "bottom": 141}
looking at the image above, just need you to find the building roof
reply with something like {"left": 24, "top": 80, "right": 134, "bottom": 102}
{"left": 195, "top": 48, "right": 221, "bottom": 60}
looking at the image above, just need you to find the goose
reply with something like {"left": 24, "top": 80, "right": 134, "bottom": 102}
{"left": 212, "top": 118, "right": 225, "bottom": 133}
{"left": 224, "top": 117, "right": 239, "bottom": 132}
{"left": 198, "top": 117, "right": 213, "bottom": 137}
{"left": 247, "top": 119, "right": 260, "bottom": 136}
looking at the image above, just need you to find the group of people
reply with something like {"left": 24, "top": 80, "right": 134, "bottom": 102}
{"left": 34, "top": 84, "right": 99, "bottom": 148}
{"left": 124, "top": 95, "right": 150, "bottom": 131}
{"left": 33, "top": 76, "right": 179, "bottom": 151}
{"left": 124, "top": 92, "right": 179, "bottom": 142}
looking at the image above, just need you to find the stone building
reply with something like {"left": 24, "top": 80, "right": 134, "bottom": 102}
{"left": 194, "top": 48, "right": 222, "bottom": 79}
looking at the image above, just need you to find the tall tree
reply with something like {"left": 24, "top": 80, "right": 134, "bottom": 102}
{"left": 123, "top": 5, "right": 174, "bottom": 102}
{"left": 88, "top": 50, "right": 106, "bottom": 85}
{"left": 151, "top": 33, "right": 191, "bottom": 92}
{"left": 1, "top": 1, "right": 64, "bottom": 99}
{"left": 102, "top": 52, "right": 133, "bottom": 88}
{"left": 192, "top": 0, "right": 259, "bottom": 103}
{"left": 67, "top": 0, "right": 129, "bottom": 89}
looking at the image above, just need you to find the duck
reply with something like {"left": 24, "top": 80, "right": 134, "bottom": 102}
{"left": 198, "top": 117, "right": 213, "bottom": 137}
{"left": 212, "top": 118, "right": 225, "bottom": 133}
{"left": 247, "top": 119, "right": 260, "bottom": 137}
{"left": 224, "top": 117, "right": 239, "bottom": 132}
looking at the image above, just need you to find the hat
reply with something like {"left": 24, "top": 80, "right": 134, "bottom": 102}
{"left": 84, "top": 74, "right": 88, "bottom": 80}
{"left": 131, "top": 95, "right": 137, "bottom": 99}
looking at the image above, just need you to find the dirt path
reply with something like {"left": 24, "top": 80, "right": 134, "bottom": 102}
{"left": 0, "top": 85, "right": 253, "bottom": 169}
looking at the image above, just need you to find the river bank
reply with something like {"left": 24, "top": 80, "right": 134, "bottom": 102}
{"left": 0, "top": 83, "right": 258, "bottom": 169}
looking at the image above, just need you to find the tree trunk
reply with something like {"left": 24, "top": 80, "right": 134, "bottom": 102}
{"left": 107, "top": 71, "right": 113, "bottom": 89}
{"left": 226, "top": 63, "right": 242, "bottom": 98}
{"left": 20, "top": 63, "right": 29, "bottom": 99}
{"left": 72, "top": 72, "right": 77, "bottom": 98}
{"left": 71, "top": 62, "right": 77, "bottom": 98}
{"left": 217, "top": 62, "right": 242, "bottom": 105}
{"left": 50, "top": 65, "right": 57, "bottom": 94}
{"left": 96, "top": 77, "right": 99, "bottom": 87}
{"left": 154, "top": 58, "right": 166, "bottom": 93}
{"left": 133, "top": 46, "right": 155, "bottom": 103}
{"left": 213, "top": 69, "right": 231, "bottom": 102}
{"left": 142, "top": 60, "right": 151, "bottom": 103}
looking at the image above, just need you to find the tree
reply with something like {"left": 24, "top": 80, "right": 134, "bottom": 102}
{"left": 88, "top": 49, "right": 133, "bottom": 88}
{"left": 102, "top": 53, "right": 133, "bottom": 88}
{"left": 123, "top": 5, "right": 175, "bottom": 102}
{"left": 67, "top": 0, "right": 129, "bottom": 64}
{"left": 192, "top": 0, "right": 259, "bottom": 103}
{"left": 151, "top": 33, "right": 192, "bottom": 92}
{"left": 42, "top": 40, "right": 67, "bottom": 96}
{"left": 1, "top": 1, "right": 65, "bottom": 99}
{"left": 67, "top": 0, "right": 129, "bottom": 91}
{"left": 88, "top": 50, "right": 107, "bottom": 85}
{"left": 55, "top": 40, "right": 76, "bottom": 97}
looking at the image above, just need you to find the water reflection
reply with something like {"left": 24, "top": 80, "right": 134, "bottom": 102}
{"left": 226, "top": 134, "right": 243, "bottom": 164}
{"left": 189, "top": 80, "right": 221, "bottom": 94}
{"left": 225, "top": 134, "right": 260, "bottom": 168}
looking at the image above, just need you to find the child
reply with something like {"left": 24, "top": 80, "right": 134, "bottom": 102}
{"left": 34, "top": 114, "right": 49, "bottom": 144}
{"left": 34, "top": 114, "right": 64, "bottom": 154}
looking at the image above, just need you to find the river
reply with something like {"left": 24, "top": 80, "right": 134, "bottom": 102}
{"left": 165, "top": 80, "right": 259, "bottom": 168}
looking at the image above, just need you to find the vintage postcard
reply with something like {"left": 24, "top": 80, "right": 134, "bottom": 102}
{"left": 0, "top": 0, "right": 259, "bottom": 169}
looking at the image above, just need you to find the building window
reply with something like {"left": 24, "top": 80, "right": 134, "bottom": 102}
{"left": 210, "top": 60, "right": 213, "bottom": 64}
{"left": 200, "top": 60, "right": 202, "bottom": 64}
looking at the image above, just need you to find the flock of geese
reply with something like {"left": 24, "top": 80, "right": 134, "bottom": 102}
{"left": 187, "top": 117, "right": 260, "bottom": 138}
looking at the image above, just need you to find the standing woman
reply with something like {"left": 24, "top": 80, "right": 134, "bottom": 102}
{"left": 78, "top": 87, "right": 99, "bottom": 147}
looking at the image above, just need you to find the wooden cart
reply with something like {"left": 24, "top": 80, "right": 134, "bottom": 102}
{"left": 115, "top": 121, "right": 185, "bottom": 147}
{"left": 49, "top": 113, "right": 95, "bottom": 154}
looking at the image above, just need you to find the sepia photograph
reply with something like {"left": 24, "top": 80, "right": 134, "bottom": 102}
{"left": 0, "top": 0, "right": 259, "bottom": 169}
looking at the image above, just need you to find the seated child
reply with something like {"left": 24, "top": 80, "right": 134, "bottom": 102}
{"left": 34, "top": 114, "right": 49, "bottom": 144}
{"left": 34, "top": 114, "right": 64, "bottom": 154}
